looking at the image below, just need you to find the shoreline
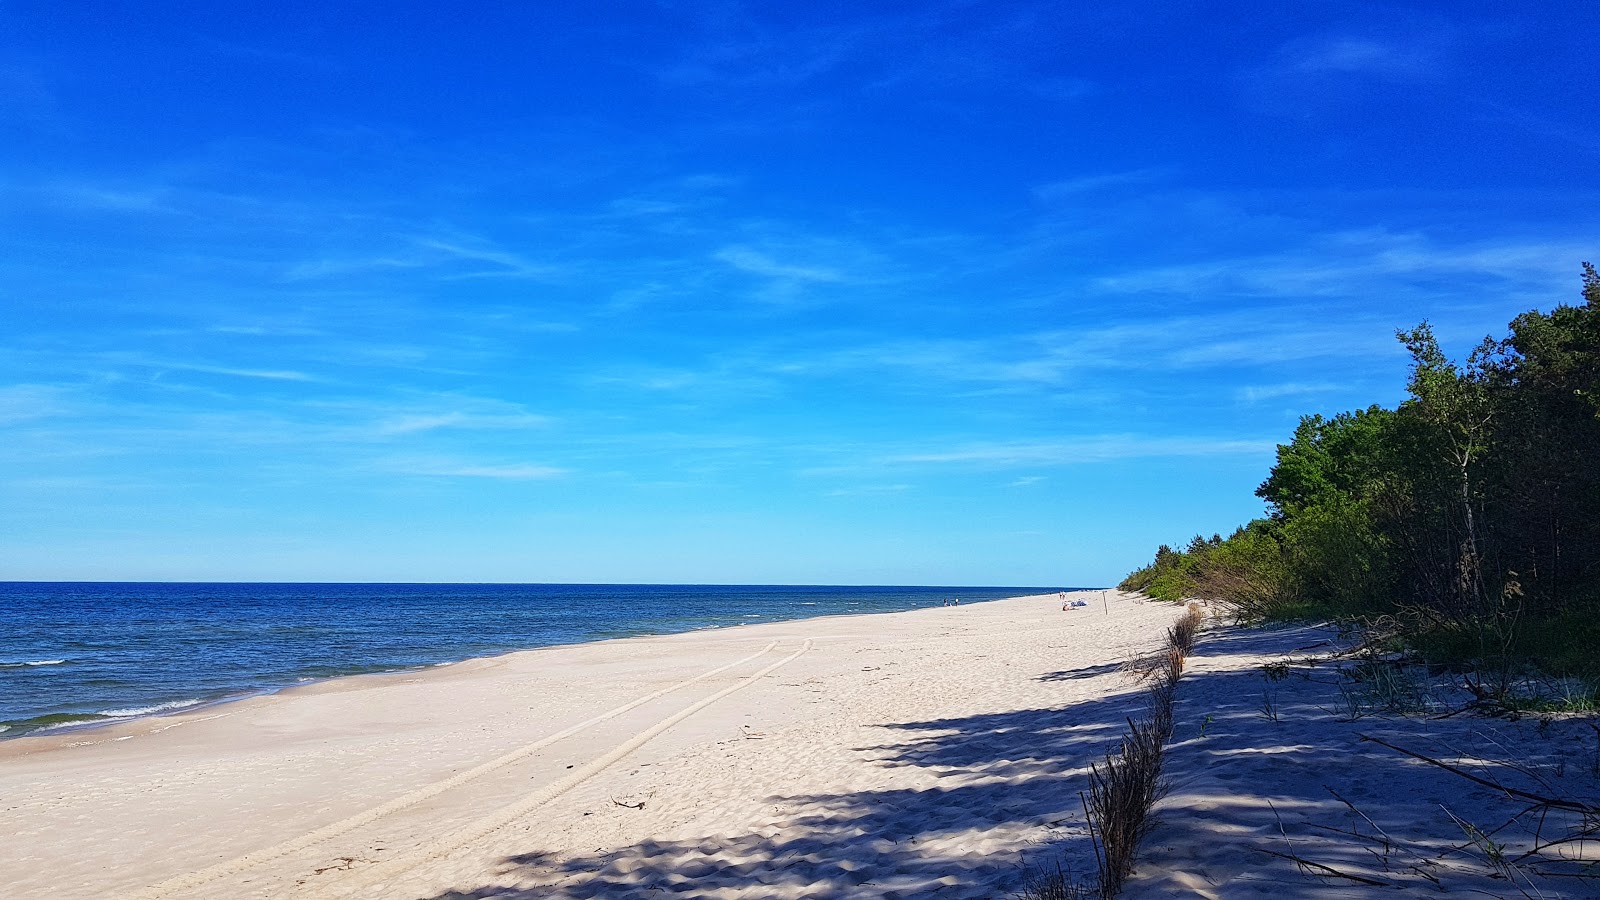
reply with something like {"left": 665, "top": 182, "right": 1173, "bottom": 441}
{"left": 9, "top": 590, "right": 1595, "bottom": 897}
{"left": 3, "top": 590, "right": 1059, "bottom": 753}
{"left": 1, "top": 584, "right": 1068, "bottom": 743}
{"left": 1, "top": 589, "right": 1167, "bottom": 899}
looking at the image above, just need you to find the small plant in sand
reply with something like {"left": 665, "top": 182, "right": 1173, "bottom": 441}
{"left": 1260, "top": 660, "right": 1291, "bottom": 681}
{"left": 1016, "top": 861, "right": 1095, "bottom": 900}
{"left": 1591, "top": 722, "right": 1600, "bottom": 782}
{"left": 1443, "top": 807, "right": 1510, "bottom": 876}
{"left": 1167, "top": 603, "right": 1202, "bottom": 655}
{"left": 1331, "top": 656, "right": 1436, "bottom": 721}
{"left": 1080, "top": 604, "right": 1201, "bottom": 897}
{"left": 1085, "top": 713, "right": 1170, "bottom": 897}
{"left": 1259, "top": 687, "right": 1280, "bottom": 722}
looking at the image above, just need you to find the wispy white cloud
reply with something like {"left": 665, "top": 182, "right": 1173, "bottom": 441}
{"left": 415, "top": 238, "right": 561, "bottom": 280}
{"left": 1287, "top": 37, "right": 1437, "bottom": 79}
{"left": 1236, "top": 382, "right": 1340, "bottom": 405}
{"left": 1092, "top": 232, "right": 1592, "bottom": 303}
{"left": 284, "top": 235, "right": 560, "bottom": 282}
{"left": 49, "top": 183, "right": 174, "bottom": 213}
{"left": 0, "top": 384, "right": 72, "bottom": 425}
{"left": 824, "top": 483, "right": 912, "bottom": 497}
{"left": 716, "top": 311, "right": 1393, "bottom": 397}
{"left": 206, "top": 323, "right": 323, "bottom": 337}
{"left": 282, "top": 255, "right": 425, "bottom": 281}
{"left": 148, "top": 361, "right": 316, "bottom": 382}
{"left": 713, "top": 246, "right": 847, "bottom": 283}
{"left": 397, "top": 461, "right": 567, "bottom": 480}
{"left": 1236, "top": 28, "right": 1454, "bottom": 118}
{"left": 371, "top": 408, "right": 551, "bottom": 436}
{"left": 1034, "top": 168, "right": 1169, "bottom": 201}
{"left": 888, "top": 435, "right": 1275, "bottom": 466}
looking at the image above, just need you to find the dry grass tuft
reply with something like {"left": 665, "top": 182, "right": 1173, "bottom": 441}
{"left": 1086, "top": 715, "right": 1170, "bottom": 896}
{"left": 1017, "top": 606, "right": 1205, "bottom": 898}
{"left": 1082, "top": 605, "right": 1202, "bottom": 897}
{"left": 1167, "top": 603, "right": 1203, "bottom": 655}
{"left": 1016, "top": 861, "right": 1096, "bottom": 899}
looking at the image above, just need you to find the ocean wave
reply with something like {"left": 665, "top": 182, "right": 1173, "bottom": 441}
{"left": 0, "top": 659, "right": 67, "bottom": 668}
{"left": 98, "top": 699, "right": 202, "bottom": 718}
{"left": 34, "top": 717, "right": 99, "bottom": 732}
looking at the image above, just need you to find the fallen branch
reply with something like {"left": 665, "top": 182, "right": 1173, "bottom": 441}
{"left": 1356, "top": 735, "right": 1600, "bottom": 815}
{"left": 1254, "top": 848, "right": 1392, "bottom": 886}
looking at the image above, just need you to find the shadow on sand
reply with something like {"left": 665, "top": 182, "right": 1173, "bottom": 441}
{"left": 416, "top": 621, "right": 1600, "bottom": 899}
{"left": 416, "top": 689, "right": 1156, "bottom": 898}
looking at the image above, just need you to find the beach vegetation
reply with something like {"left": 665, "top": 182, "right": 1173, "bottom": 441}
{"left": 1120, "top": 262, "right": 1600, "bottom": 698}
{"left": 1081, "top": 604, "right": 1200, "bottom": 897}
{"left": 1016, "top": 861, "right": 1095, "bottom": 899}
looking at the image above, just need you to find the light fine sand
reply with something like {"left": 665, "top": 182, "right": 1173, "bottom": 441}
{"left": 2, "top": 591, "right": 1174, "bottom": 899}
{"left": 8, "top": 594, "right": 1597, "bottom": 898}
{"left": 1127, "top": 622, "right": 1600, "bottom": 899}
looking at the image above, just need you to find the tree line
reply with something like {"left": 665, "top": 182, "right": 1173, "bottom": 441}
{"left": 1121, "top": 264, "right": 1600, "bottom": 678}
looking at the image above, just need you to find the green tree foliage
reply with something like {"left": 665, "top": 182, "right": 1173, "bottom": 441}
{"left": 1120, "top": 263, "right": 1600, "bottom": 676}
{"left": 1119, "top": 542, "right": 1199, "bottom": 602}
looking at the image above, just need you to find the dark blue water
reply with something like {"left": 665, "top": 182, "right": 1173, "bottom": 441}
{"left": 0, "top": 583, "right": 1065, "bottom": 738}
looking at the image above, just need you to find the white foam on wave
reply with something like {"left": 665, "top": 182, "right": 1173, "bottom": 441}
{"left": 0, "top": 659, "right": 67, "bottom": 667}
{"left": 37, "top": 719, "right": 97, "bottom": 732}
{"left": 98, "top": 699, "right": 203, "bottom": 718}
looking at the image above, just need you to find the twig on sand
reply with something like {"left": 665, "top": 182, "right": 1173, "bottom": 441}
{"left": 1310, "top": 789, "right": 1445, "bottom": 885}
{"left": 311, "top": 856, "right": 373, "bottom": 875}
{"left": 1254, "top": 848, "right": 1393, "bottom": 886}
{"left": 610, "top": 797, "right": 645, "bottom": 810}
{"left": 1266, "top": 798, "right": 1393, "bottom": 887}
{"left": 1357, "top": 734, "right": 1600, "bottom": 815}
{"left": 1079, "top": 791, "right": 1105, "bottom": 884}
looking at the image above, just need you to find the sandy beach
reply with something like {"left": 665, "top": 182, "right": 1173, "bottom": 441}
{"left": 1127, "top": 622, "right": 1600, "bottom": 898}
{"left": 6, "top": 591, "right": 1598, "bottom": 899}
{"left": 2, "top": 591, "right": 1176, "bottom": 899}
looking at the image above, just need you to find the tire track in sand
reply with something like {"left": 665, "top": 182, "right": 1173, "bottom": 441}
{"left": 313, "top": 638, "right": 815, "bottom": 899}
{"left": 124, "top": 641, "right": 781, "bottom": 900}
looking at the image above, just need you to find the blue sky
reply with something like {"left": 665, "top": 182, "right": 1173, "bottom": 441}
{"left": 2, "top": 2, "right": 1594, "bottom": 584}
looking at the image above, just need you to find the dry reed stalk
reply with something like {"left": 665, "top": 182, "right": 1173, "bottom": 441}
{"left": 1087, "top": 715, "right": 1170, "bottom": 896}
{"left": 1082, "top": 606, "right": 1202, "bottom": 897}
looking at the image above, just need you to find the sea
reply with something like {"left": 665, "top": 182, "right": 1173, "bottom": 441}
{"left": 0, "top": 582, "right": 1066, "bottom": 739}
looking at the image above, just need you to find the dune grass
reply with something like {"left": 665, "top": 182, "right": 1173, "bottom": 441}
{"left": 1022, "top": 603, "right": 1203, "bottom": 899}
